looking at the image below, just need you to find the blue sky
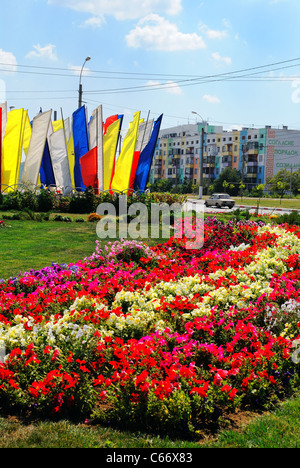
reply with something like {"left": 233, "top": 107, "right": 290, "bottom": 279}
{"left": 1, "top": 0, "right": 300, "bottom": 131}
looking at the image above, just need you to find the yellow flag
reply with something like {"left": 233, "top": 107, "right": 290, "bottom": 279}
{"left": 67, "top": 132, "right": 75, "bottom": 188}
{"left": 2, "top": 108, "right": 25, "bottom": 189}
{"left": 110, "top": 111, "right": 140, "bottom": 193}
{"left": 23, "top": 112, "right": 32, "bottom": 156}
{"left": 53, "top": 119, "right": 64, "bottom": 132}
{"left": 103, "top": 118, "right": 121, "bottom": 191}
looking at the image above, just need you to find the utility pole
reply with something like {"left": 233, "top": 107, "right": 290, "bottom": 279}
{"left": 192, "top": 111, "right": 205, "bottom": 199}
{"left": 78, "top": 57, "right": 91, "bottom": 108}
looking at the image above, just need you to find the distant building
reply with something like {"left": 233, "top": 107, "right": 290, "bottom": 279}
{"left": 149, "top": 122, "right": 300, "bottom": 189}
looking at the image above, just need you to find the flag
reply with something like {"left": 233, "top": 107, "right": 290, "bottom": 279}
{"left": 67, "top": 132, "right": 75, "bottom": 188}
{"left": 72, "top": 106, "right": 89, "bottom": 191}
{"left": 0, "top": 103, "right": 7, "bottom": 184}
{"left": 103, "top": 114, "right": 118, "bottom": 135}
{"left": 64, "top": 115, "right": 75, "bottom": 188}
{"left": 22, "top": 110, "right": 52, "bottom": 186}
{"left": 0, "top": 102, "right": 7, "bottom": 142}
{"left": 110, "top": 111, "right": 141, "bottom": 193}
{"left": 48, "top": 127, "right": 73, "bottom": 195}
{"left": 133, "top": 114, "right": 163, "bottom": 192}
{"left": 89, "top": 105, "right": 103, "bottom": 191}
{"left": 80, "top": 147, "right": 98, "bottom": 190}
{"left": 22, "top": 112, "right": 32, "bottom": 157}
{"left": 2, "top": 108, "right": 25, "bottom": 189}
{"left": 40, "top": 140, "right": 55, "bottom": 187}
{"left": 129, "top": 119, "right": 154, "bottom": 190}
{"left": 103, "top": 115, "right": 122, "bottom": 191}
{"left": 0, "top": 107, "right": 2, "bottom": 186}
{"left": 53, "top": 119, "right": 64, "bottom": 132}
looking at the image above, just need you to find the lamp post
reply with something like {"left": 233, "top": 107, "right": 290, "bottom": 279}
{"left": 78, "top": 57, "right": 91, "bottom": 108}
{"left": 192, "top": 111, "right": 205, "bottom": 199}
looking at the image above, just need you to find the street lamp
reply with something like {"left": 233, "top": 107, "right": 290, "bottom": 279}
{"left": 192, "top": 111, "right": 205, "bottom": 199}
{"left": 78, "top": 56, "right": 91, "bottom": 108}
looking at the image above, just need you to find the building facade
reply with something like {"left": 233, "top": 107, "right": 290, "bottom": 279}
{"left": 149, "top": 122, "right": 300, "bottom": 189}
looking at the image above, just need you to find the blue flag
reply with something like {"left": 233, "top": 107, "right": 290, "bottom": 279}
{"left": 40, "top": 141, "right": 55, "bottom": 186}
{"left": 133, "top": 114, "right": 163, "bottom": 192}
{"left": 72, "top": 106, "right": 89, "bottom": 191}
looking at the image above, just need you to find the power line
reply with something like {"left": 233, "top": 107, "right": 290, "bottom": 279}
{"left": 2, "top": 56, "right": 300, "bottom": 96}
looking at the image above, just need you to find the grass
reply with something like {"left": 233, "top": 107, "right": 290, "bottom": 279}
{"left": 1, "top": 394, "right": 300, "bottom": 448}
{"left": 234, "top": 197, "right": 300, "bottom": 210}
{"left": 0, "top": 215, "right": 98, "bottom": 279}
{"left": 0, "top": 212, "right": 167, "bottom": 280}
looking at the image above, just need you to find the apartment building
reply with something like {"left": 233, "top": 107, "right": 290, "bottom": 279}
{"left": 149, "top": 122, "right": 300, "bottom": 189}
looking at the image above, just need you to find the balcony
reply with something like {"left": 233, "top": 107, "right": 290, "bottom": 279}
{"left": 222, "top": 150, "right": 233, "bottom": 157}
{"left": 203, "top": 156, "right": 216, "bottom": 165}
{"left": 248, "top": 148, "right": 259, "bottom": 155}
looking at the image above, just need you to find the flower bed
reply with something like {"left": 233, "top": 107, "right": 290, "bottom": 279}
{"left": 0, "top": 218, "right": 300, "bottom": 437}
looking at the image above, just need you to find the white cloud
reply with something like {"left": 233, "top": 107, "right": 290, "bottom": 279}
{"left": 203, "top": 94, "right": 221, "bottom": 104}
{"left": 0, "top": 49, "right": 17, "bottom": 73}
{"left": 199, "top": 23, "right": 228, "bottom": 40}
{"left": 48, "top": 0, "right": 182, "bottom": 21}
{"left": 81, "top": 16, "right": 105, "bottom": 28}
{"left": 126, "top": 14, "right": 206, "bottom": 51}
{"left": 147, "top": 80, "right": 183, "bottom": 95}
{"left": 212, "top": 52, "right": 232, "bottom": 65}
{"left": 26, "top": 44, "right": 58, "bottom": 61}
{"left": 69, "top": 65, "right": 91, "bottom": 76}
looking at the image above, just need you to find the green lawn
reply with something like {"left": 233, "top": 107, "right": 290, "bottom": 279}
{"left": 0, "top": 217, "right": 98, "bottom": 280}
{"left": 0, "top": 213, "right": 166, "bottom": 280}
{"left": 234, "top": 197, "right": 300, "bottom": 210}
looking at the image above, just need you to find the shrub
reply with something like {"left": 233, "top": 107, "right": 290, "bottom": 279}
{"left": 37, "top": 190, "right": 54, "bottom": 212}
{"left": 88, "top": 213, "right": 102, "bottom": 222}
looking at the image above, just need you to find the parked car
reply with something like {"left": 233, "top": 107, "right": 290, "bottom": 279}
{"left": 205, "top": 193, "right": 235, "bottom": 209}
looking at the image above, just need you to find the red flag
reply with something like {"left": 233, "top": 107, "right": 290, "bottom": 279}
{"left": 80, "top": 147, "right": 98, "bottom": 190}
{"left": 128, "top": 151, "right": 141, "bottom": 191}
{"left": 103, "top": 115, "right": 118, "bottom": 136}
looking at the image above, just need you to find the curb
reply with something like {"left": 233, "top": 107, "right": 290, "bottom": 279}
{"left": 236, "top": 205, "right": 300, "bottom": 214}
{"left": 187, "top": 199, "right": 300, "bottom": 214}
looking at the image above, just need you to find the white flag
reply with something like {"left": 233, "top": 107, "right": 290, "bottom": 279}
{"left": 22, "top": 110, "right": 52, "bottom": 186}
{"left": 0, "top": 102, "right": 8, "bottom": 142}
{"left": 89, "top": 105, "right": 104, "bottom": 191}
{"left": 136, "top": 119, "right": 154, "bottom": 153}
{"left": 48, "top": 127, "right": 72, "bottom": 195}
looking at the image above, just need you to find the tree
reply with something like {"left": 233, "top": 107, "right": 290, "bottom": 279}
{"left": 255, "top": 184, "right": 265, "bottom": 214}
{"left": 213, "top": 168, "right": 241, "bottom": 195}
{"left": 266, "top": 169, "right": 300, "bottom": 197}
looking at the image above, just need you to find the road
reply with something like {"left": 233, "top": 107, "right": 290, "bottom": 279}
{"left": 184, "top": 199, "right": 300, "bottom": 216}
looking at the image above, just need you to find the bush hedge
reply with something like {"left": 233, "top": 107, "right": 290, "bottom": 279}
{"left": 0, "top": 187, "right": 187, "bottom": 215}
